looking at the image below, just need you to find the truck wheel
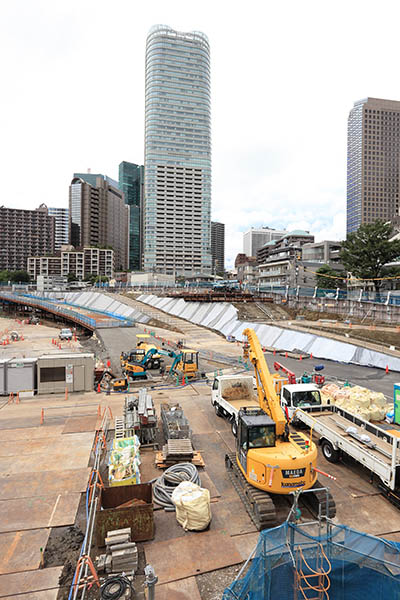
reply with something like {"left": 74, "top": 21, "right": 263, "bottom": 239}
{"left": 215, "top": 404, "right": 223, "bottom": 417}
{"left": 321, "top": 440, "right": 340, "bottom": 463}
{"left": 231, "top": 419, "right": 238, "bottom": 437}
{"left": 153, "top": 359, "right": 160, "bottom": 370}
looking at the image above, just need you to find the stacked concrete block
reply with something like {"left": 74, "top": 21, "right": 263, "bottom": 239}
{"left": 96, "top": 527, "right": 139, "bottom": 575}
{"left": 107, "top": 528, "right": 138, "bottom": 574}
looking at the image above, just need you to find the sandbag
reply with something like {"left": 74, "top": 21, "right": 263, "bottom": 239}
{"left": 369, "top": 392, "right": 386, "bottom": 408}
{"left": 369, "top": 404, "right": 386, "bottom": 421}
{"left": 171, "top": 481, "right": 211, "bottom": 531}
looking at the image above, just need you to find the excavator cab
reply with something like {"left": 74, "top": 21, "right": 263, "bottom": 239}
{"left": 237, "top": 408, "right": 276, "bottom": 472}
{"left": 171, "top": 350, "right": 199, "bottom": 379}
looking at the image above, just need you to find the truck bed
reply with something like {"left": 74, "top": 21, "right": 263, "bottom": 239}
{"left": 307, "top": 408, "right": 395, "bottom": 466}
{"left": 222, "top": 397, "right": 259, "bottom": 411}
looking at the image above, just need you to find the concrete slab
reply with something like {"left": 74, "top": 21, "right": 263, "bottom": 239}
{"left": 0, "top": 529, "right": 50, "bottom": 575}
{"left": 0, "top": 425, "right": 64, "bottom": 441}
{"left": 0, "top": 432, "right": 94, "bottom": 457}
{"left": 0, "top": 493, "right": 81, "bottom": 532}
{"left": 336, "top": 493, "right": 400, "bottom": 536}
{"left": 232, "top": 532, "right": 260, "bottom": 561}
{"left": 0, "top": 434, "right": 93, "bottom": 475}
{"left": 0, "top": 468, "right": 90, "bottom": 500}
{"left": 62, "top": 414, "right": 100, "bottom": 433}
{"left": 211, "top": 498, "right": 257, "bottom": 536}
{"left": 0, "top": 566, "right": 62, "bottom": 599}
{"left": 144, "top": 530, "right": 243, "bottom": 584}
{"left": 156, "top": 576, "right": 201, "bottom": 600}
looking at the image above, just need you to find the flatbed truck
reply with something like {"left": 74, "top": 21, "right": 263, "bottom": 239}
{"left": 296, "top": 404, "right": 400, "bottom": 506}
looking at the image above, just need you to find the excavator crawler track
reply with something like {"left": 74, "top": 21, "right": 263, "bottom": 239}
{"left": 226, "top": 454, "right": 336, "bottom": 527}
{"left": 302, "top": 479, "right": 336, "bottom": 519}
{"left": 225, "top": 452, "right": 276, "bottom": 530}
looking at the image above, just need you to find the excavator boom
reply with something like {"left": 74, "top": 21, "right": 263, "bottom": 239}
{"left": 243, "top": 328, "right": 287, "bottom": 436}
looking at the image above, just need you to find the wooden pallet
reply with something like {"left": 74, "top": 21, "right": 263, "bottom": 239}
{"left": 163, "top": 438, "right": 193, "bottom": 460}
{"left": 155, "top": 451, "right": 205, "bottom": 469}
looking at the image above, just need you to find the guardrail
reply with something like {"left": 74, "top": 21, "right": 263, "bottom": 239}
{"left": 0, "top": 292, "right": 133, "bottom": 330}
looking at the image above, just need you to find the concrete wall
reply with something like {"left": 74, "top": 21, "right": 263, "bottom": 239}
{"left": 37, "top": 354, "right": 94, "bottom": 394}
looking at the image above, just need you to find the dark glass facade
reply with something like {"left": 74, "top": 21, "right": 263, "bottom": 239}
{"left": 119, "top": 162, "right": 144, "bottom": 271}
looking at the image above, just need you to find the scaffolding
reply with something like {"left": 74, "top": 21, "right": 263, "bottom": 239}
{"left": 223, "top": 504, "right": 400, "bottom": 600}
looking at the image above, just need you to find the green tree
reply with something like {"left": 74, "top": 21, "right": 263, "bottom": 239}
{"left": 340, "top": 220, "right": 400, "bottom": 293}
{"left": 67, "top": 272, "right": 76, "bottom": 283}
{"left": 9, "top": 270, "right": 30, "bottom": 283}
{"left": 315, "top": 264, "right": 346, "bottom": 289}
{"left": 0, "top": 270, "right": 10, "bottom": 282}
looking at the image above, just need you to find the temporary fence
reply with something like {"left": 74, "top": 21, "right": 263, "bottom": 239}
{"left": 223, "top": 520, "right": 400, "bottom": 600}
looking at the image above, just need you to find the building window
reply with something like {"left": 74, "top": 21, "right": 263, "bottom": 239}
{"left": 40, "top": 367, "right": 66, "bottom": 382}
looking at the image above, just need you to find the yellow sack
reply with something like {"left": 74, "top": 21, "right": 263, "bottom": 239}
{"left": 171, "top": 481, "right": 211, "bottom": 531}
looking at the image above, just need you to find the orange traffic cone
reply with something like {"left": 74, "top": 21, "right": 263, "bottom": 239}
{"left": 285, "top": 352, "right": 288, "bottom": 358}
{"left": 97, "top": 382, "right": 101, "bottom": 393}
{"left": 386, "top": 365, "right": 389, "bottom": 374}
{"left": 299, "top": 355, "right": 302, "bottom": 361}
{"left": 310, "top": 353, "right": 313, "bottom": 359}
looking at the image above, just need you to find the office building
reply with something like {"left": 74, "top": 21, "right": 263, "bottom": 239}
{"left": 69, "top": 173, "right": 129, "bottom": 271}
{"left": 119, "top": 162, "right": 144, "bottom": 270}
{"left": 211, "top": 221, "right": 225, "bottom": 275}
{"left": 28, "top": 246, "right": 114, "bottom": 281}
{"left": 0, "top": 204, "right": 55, "bottom": 271}
{"left": 347, "top": 97, "right": 400, "bottom": 234}
{"left": 243, "top": 227, "right": 288, "bottom": 258}
{"left": 49, "top": 207, "right": 69, "bottom": 250}
{"left": 144, "top": 25, "right": 212, "bottom": 275}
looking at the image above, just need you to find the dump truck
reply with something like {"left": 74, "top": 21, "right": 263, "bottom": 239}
{"left": 212, "top": 374, "right": 323, "bottom": 436}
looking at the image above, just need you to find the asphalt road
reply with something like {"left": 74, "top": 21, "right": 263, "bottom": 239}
{"left": 95, "top": 324, "right": 399, "bottom": 401}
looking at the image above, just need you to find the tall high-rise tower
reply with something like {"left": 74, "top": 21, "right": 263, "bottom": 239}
{"left": 144, "top": 25, "right": 212, "bottom": 276}
{"left": 347, "top": 97, "right": 400, "bottom": 234}
{"left": 211, "top": 221, "right": 225, "bottom": 275}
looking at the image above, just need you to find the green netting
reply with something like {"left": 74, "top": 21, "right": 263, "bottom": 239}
{"left": 223, "top": 521, "right": 400, "bottom": 599}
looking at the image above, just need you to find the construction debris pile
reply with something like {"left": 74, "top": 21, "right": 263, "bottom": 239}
{"left": 109, "top": 436, "right": 141, "bottom": 486}
{"left": 96, "top": 527, "right": 138, "bottom": 575}
{"left": 321, "top": 383, "right": 391, "bottom": 421}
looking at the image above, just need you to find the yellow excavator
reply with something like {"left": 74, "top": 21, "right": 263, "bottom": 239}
{"left": 225, "top": 328, "right": 335, "bottom": 529}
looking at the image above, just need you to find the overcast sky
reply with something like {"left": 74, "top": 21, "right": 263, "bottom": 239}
{"left": 2, "top": 0, "right": 400, "bottom": 268}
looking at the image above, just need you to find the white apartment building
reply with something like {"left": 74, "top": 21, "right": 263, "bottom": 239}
{"left": 28, "top": 247, "right": 114, "bottom": 281}
{"left": 243, "top": 227, "right": 288, "bottom": 258}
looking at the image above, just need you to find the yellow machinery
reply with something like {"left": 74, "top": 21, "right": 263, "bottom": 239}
{"left": 225, "top": 328, "right": 335, "bottom": 529}
{"left": 168, "top": 349, "right": 200, "bottom": 379}
{"left": 135, "top": 334, "right": 162, "bottom": 368}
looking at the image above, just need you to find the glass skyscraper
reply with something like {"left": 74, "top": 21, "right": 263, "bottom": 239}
{"left": 119, "top": 161, "right": 144, "bottom": 271}
{"left": 144, "top": 25, "right": 212, "bottom": 275}
{"left": 347, "top": 97, "right": 400, "bottom": 234}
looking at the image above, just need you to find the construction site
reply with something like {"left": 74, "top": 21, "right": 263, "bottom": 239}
{"left": 1, "top": 290, "right": 400, "bottom": 599}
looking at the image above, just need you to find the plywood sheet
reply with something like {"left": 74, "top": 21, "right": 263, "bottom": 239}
{"left": 62, "top": 414, "right": 100, "bottom": 434}
{"left": 0, "top": 493, "right": 81, "bottom": 532}
{"left": 156, "top": 576, "right": 201, "bottom": 600}
{"left": 0, "top": 468, "right": 90, "bottom": 500}
{"left": 144, "top": 530, "right": 242, "bottom": 584}
{"left": 0, "top": 566, "right": 62, "bottom": 599}
{"left": 0, "top": 529, "right": 50, "bottom": 575}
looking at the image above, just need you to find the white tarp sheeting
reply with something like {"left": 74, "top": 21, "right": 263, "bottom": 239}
{"left": 137, "top": 294, "right": 400, "bottom": 372}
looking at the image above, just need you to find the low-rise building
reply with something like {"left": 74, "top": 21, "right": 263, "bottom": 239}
{"left": 28, "top": 247, "right": 114, "bottom": 281}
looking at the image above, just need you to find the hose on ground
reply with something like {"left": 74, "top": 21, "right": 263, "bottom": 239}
{"left": 100, "top": 574, "right": 135, "bottom": 599}
{"left": 150, "top": 462, "right": 201, "bottom": 510}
